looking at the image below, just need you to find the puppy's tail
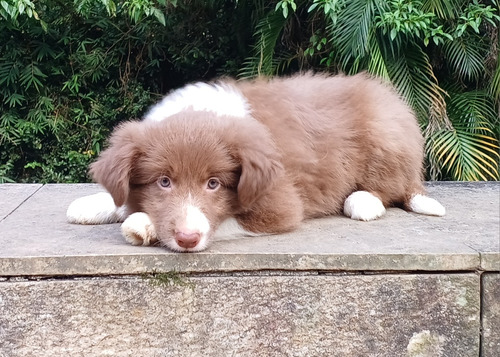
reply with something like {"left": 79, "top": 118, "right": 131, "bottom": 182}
{"left": 406, "top": 193, "right": 446, "bottom": 217}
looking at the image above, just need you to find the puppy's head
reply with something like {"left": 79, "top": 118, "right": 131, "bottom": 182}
{"left": 90, "top": 112, "right": 282, "bottom": 251}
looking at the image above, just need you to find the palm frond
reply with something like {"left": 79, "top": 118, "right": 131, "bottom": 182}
{"left": 332, "top": 0, "right": 384, "bottom": 59}
{"left": 239, "top": 9, "right": 289, "bottom": 78}
{"left": 426, "top": 89, "right": 499, "bottom": 180}
{"left": 428, "top": 125, "right": 499, "bottom": 180}
{"left": 421, "top": 0, "right": 466, "bottom": 19}
{"left": 447, "top": 89, "right": 498, "bottom": 129}
{"left": 442, "top": 35, "right": 488, "bottom": 82}
{"left": 367, "top": 32, "right": 390, "bottom": 80}
{"left": 387, "top": 43, "right": 449, "bottom": 130}
{"left": 489, "top": 53, "right": 500, "bottom": 104}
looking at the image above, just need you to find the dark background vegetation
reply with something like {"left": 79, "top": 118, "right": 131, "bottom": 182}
{"left": 0, "top": 0, "right": 498, "bottom": 183}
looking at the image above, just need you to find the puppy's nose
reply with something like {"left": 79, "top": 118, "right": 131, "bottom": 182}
{"left": 175, "top": 231, "right": 201, "bottom": 249}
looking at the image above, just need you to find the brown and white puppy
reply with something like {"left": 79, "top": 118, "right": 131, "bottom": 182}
{"left": 67, "top": 73, "right": 445, "bottom": 252}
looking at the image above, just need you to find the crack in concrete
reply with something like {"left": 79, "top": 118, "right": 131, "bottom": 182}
{"left": 0, "top": 184, "right": 44, "bottom": 223}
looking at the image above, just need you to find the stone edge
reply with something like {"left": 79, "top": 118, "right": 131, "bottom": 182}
{"left": 0, "top": 252, "right": 482, "bottom": 277}
{"left": 481, "top": 252, "right": 500, "bottom": 272}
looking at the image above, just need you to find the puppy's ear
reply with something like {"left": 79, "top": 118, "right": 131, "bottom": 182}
{"left": 90, "top": 121, "right": 143, "bottom": 207}
{"left": 231, "top": 122, "right": 284, "bottom": 210}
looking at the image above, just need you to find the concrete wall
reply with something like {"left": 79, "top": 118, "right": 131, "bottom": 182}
{"left": 482, "top": 273, "right": 500, "bottom": 357}
{"left": 0, "top": 273, "right": 483, "bottom": 357}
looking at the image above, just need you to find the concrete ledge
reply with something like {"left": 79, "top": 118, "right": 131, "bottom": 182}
{"left": 0, "top": 182, "right": 498, "bottom": 276}
{"left": 1, "top": 182, "right": 499, "bottom": 356}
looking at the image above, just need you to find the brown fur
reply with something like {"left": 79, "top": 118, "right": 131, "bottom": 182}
{"left": 90, "top": 73, "right": 427, "bottom": 244}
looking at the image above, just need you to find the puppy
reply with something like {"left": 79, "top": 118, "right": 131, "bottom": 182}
{"left": 67, "top": 73, "right": 445, "bottom": 252}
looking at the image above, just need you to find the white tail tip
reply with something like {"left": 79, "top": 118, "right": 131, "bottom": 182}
{"left": 409, "top": 194, "right": 446, "bottom": 216}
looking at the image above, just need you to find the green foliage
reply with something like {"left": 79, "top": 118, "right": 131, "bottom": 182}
{"left": 276, "top": 0, "right": 297, "bottom": 18}
{"left": 1, "top": 0, "right": 498, "bottom": 183}
{"left": 239, "top": 9, "right": 291, "bottom": 78}
{"left": 0, "top": 0, "right": 251, "bottom": 182}
{"left": 0, "top": 0, "right": 46, "bottom": 29}
{"left": 241, "top": 0, "right": 500, "bottom": 181}
{"left": 428, "top": 89, "right": 499, "bottom": 180}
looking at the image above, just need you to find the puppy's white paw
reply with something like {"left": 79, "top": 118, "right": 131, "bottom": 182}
{"left": 409, "top": 194, "right": 446, "bottom": 216}
{"left": 344, "top": 191, "right": 386, "bottom": 221}
{"left": 67, "top": 192, "right": 128, "bottom": 224}
{"left": 121, "top": 212, "right": 158, "bottom": 246}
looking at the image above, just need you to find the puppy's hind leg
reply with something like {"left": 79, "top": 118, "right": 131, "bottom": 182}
{"left": 343, "top": 191, "right": 386, "bottom": 221}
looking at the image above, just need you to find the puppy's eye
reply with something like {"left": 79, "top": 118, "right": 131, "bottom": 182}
{"left": 158, "top": 176, "right": 171, "bottom": 189}
{"left": 207, "top": 178, "right": 220, "bottom": 190}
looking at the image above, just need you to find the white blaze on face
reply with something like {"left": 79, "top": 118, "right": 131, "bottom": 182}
{"left": 182, "top": 204, "right": 211, "bottom": 235}
{"left": 170, "top": 200, "right": 211, "bottom": 252}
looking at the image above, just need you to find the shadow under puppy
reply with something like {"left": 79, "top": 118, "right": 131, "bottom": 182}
{"left": 67, "top": 73, "right": 445, "bottom": 252}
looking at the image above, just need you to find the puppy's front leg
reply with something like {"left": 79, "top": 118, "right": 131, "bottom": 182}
{"left": 236, "top": 182, "right": 304, "bottom": 234}
{"left": 121, "top": 212, "right": 158, "bottom": 246}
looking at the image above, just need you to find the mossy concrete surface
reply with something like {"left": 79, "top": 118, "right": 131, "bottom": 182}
{"left": 1, "top": 274, "right": 480, "bottom": 357}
